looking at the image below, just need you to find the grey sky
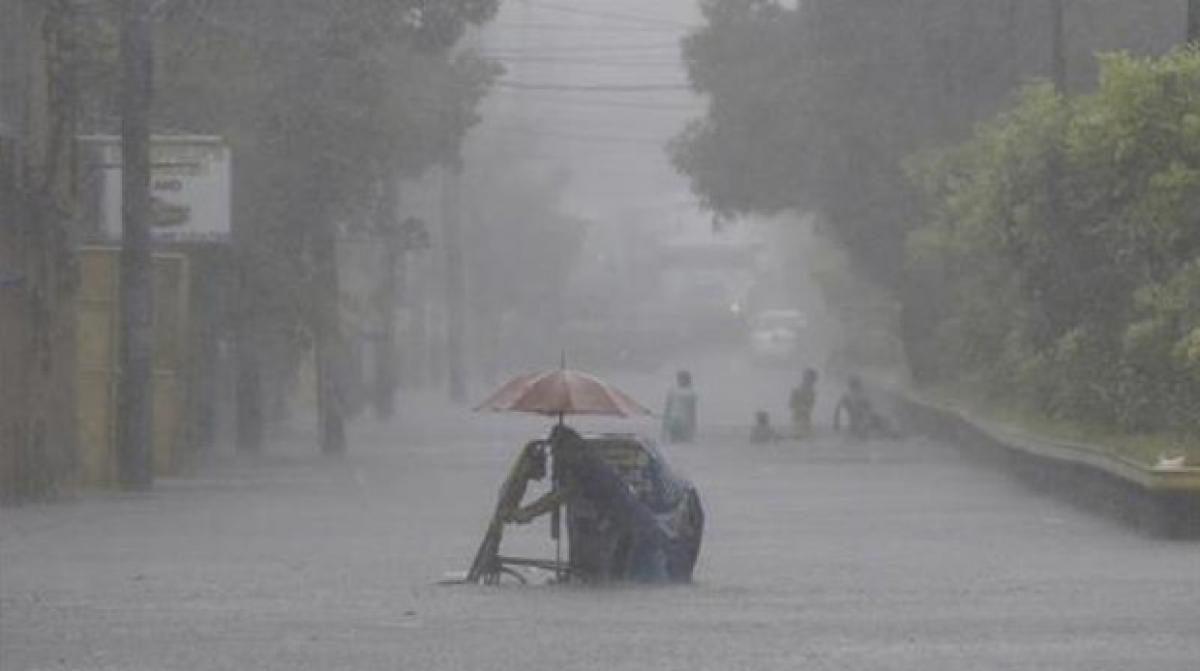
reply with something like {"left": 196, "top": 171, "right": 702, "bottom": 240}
{"left": 471, "top": 0, "right": 707, "bottom": 231}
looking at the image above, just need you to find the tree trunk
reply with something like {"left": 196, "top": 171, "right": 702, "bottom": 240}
{"left": 234, "top": 322, "right": 263, "bottom": 452}
{"left": 116, "top": 0, "right": 154, "bottom": 489}
{"left": 373, "top": 177, "right": 400, "bottom": 420}
{"left": 232, "top": 181, "right": 263, "bottom": 452}
{"left": 442, "top": 165, "right": 467, "bottom": 404}
{"left": 410, "top": 265, "right": 429, "bottom": 388}
{"left": 312, "top": 215, "right": 346, "bottom": 455}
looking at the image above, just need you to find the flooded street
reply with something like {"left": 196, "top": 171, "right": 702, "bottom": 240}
{"left": 7, "top": 3, "right": 1200, "bottom": 669}
{"left": 4, "top": 352, "right": 1197, "bottom": 671}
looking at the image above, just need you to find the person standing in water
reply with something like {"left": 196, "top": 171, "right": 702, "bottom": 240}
{"left": 789, "top": 368, "right": 818, "bottom": 438}
{"left": 662, "top": 370, "right": 697, "bottom": 444}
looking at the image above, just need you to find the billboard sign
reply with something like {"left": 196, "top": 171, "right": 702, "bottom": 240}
{"left": 82, "top": 135, "right": 231, "bottom": 244}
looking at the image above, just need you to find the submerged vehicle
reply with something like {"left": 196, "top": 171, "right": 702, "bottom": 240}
{"left": 466, "top": 432, "right": 704, "bottom": 585}
{"left": 748, "top": 308, "right": 807, "bottom": 363}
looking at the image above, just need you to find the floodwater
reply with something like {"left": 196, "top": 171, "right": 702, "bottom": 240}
{"left": 2, "top": 348, "right": 1198, "bottom": 671}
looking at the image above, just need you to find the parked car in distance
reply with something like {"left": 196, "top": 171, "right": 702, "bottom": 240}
{"left": 748, "top": 309, "right": 806, "bottom": 362}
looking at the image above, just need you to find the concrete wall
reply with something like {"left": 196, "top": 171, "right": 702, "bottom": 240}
{"left": 889, "top": 391, "right": 1200, "bottom": 539}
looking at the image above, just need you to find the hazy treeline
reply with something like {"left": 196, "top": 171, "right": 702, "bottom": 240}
{"left": 673, "top": 0, "right": 1198, "bottom": 436}
{"left": 44, "top": 1, "right": 504, "bottom": 453}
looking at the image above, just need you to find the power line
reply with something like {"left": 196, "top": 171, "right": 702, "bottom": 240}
{"left": 478, "top": 43, "right": 682, "bottom": 55}
{"left": 489, "top": 56, "right": 683, "bottom": 67}
{"left": 481, "top": 125, "right": 667, "bottom": 145}
{"left": 485, "top": 90, "right": 699, "bottom": 111}
{"left": 515, "top": 0, "right": 696, "bottom": 29}
{"left": 494, "top": 80, "right": 691, "bottom": 93}
{"left": 490, "top": 22, "right": 686, "bottom": 34}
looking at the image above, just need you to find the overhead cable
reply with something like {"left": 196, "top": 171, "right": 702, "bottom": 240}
{"left": 494, "top": 80, "right": 691, "bottom": 92}
{"left": 478, "top": 43, "right": 682, "bottom": 55}
{"left": 485, "top": 91, "right": 699, "bottom": 111}
{"left": 515, "top": 0, "right": 696, "bottom": 29}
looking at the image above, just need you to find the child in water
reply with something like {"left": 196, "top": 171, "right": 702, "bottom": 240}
{"left": 750, "top": 410, "right": 781, "bottom": 444}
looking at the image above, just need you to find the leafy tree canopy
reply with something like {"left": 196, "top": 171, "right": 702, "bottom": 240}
{"left": 909, "top": 49, "right": 1200, "bottom": 433}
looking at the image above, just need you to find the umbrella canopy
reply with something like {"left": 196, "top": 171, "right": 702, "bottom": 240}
{"left": 475, "top": 368, "right": 652, "bottom": 418}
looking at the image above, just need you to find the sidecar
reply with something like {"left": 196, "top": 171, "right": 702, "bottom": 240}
{"left": 465, "top": 432, "right": 704, "bottom": 585}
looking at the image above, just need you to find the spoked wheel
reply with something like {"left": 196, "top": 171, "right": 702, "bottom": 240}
{"left": 482, "top": 565, "right": 528, "bottom": 585}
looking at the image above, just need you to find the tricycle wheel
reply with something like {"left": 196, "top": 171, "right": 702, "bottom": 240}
{"left": 483, "top": 566, "right": 528, "bottom": 585}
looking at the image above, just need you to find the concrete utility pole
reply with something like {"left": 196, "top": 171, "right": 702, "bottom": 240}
{"left": 311, "top": 197, "right": 347, "bottom": 455}
{"left": 442, "top": 163, "right": 467, "bottom": 404}
{"left": 116, "top": 0, "right": 154, "bottom": 489}
{"left": 1189, "top": 0, "right": 1200, "bottom": 44}
{"left": 1050, "top": 0, "right": 1067, "bottom": 93}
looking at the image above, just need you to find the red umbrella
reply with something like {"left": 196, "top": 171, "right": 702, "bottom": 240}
{"left": 475, "top": 368, "right": 652, "bottom": 418}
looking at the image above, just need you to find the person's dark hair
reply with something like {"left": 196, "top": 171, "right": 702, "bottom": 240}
{"left": 755, "top": 410, "right": 770, "bottom": 425}
{"left": 848, "top": 375, "right": 863, "bottom": 391}
{"left": 522, "top": 441, "right": 548, "bottom": 480}
{"left": 803, "top": 368, "right": 818, "bottom": 384}
{"left": 550, "top": 424, "right": 582, "bottom": 443}
{"left": 677, "top": 370, "right": 692, "bottom": 387}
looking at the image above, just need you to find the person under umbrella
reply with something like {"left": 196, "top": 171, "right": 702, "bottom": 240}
{"left": 504, "top": 425, "right": 681, "bottom": 583}
{"left": 467, "top": 366, "right": 659, "bottom": 583}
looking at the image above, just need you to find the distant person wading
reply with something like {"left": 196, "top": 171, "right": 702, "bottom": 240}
{"left": 662, "top": 370, "right": 697, "bottom": 444}
{"left": 789, "top": 368, "right": 818, "bottom": 439}
{"left": 833, "top": 375, "right": 896, "bottom": 440}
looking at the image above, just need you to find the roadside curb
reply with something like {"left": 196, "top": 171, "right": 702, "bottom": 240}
{"left": 884, "top": 389, "right": 1200, "bottom": 539}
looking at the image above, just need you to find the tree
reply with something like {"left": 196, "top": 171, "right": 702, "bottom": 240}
{"left": 672, "top": 1, "right": 1033, "bottom": 290}
{"left": 149, "top": 0, "right": 500, "bottom": 453}
{"left": 908, "top": 49, "right": 1200, "bottom": 432}
{"left": 0, "top": 0, "right": 82, "bottom": 500}
{"left": 671, "top": 0, "right": 1186, "bottom": 378}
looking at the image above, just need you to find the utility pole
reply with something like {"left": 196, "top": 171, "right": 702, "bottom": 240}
{"left": 116, "top": 0, "right": 154, "bottom": 489}
{"left": 1050, "top": 0, "right": 1066, "bottom": 93}
{"left": 442, "top": 163, "right": 467, "bottom": 404}
{"left": 1190, "top": 0, "right": 1200, "bottom": 44}
{"left": 1004, "top": 0, "right": 1020, "bottom": 89}
{"left": 311, "top": 196, "right": 347, "bottom": 455}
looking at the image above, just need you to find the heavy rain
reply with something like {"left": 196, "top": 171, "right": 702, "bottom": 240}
{"left": 2, "top": 1, "right": 1199, "bottom": 669}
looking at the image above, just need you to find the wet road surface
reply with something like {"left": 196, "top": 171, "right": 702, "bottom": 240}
{"left": 2, "top": 355, "right": 1198, "bottom": 670}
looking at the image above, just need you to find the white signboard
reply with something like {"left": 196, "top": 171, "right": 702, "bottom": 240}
{"left": 83, "top": 135, "right": 232, "bottom": 244}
